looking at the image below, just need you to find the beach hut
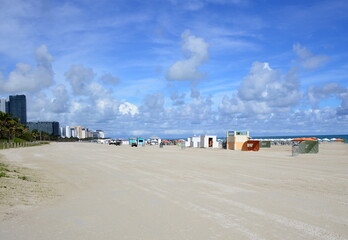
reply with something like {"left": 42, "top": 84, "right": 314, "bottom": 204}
{"left": 190, "top": 136, "right": 200, "bottom": 148}
{"left": 242, "top": 140, "right": 260, "bottom": 151}
{"left": 185, "top": 139, "right": 191, "bottom": 147}
{"left": 137, "top": 137, "right": 145, "bottom": 146}
{"left": 226, "top": 131, "right": 249, "bottom": 150}
{"left": 199, "top": 135, "right": 218, "bottom": 148}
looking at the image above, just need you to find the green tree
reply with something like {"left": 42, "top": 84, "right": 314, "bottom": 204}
{"left": 31, "top": 129, "right": 39, "bottom": 141}
{"left": 0, "top": 112, "right": 20, "bottom": 141}
{"left": 0, "top": 112, "right": 32, "bottom": 142}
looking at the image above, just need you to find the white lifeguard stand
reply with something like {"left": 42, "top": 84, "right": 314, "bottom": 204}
{"left": 226, "top": 131, "right": 249, "bottom": 150}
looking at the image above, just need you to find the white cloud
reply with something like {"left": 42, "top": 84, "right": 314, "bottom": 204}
{"left": 140, "top": 93, "right": 165, "bottom": 119}
{"left": 119, "top": 102, "right": 139, "bottom": 116}
{"left": 238, "top": 62, "right": 301, "bottom": 108}
{"left": 169, "top": 96, "right": 215, "bottom": 125}
{"left": 166, "top": 30, "right": 209, "bottom": 81}
{"left": 293, "top": 43, "right": 328, "bottom": 69}
{"left": 88, "top": 82, "right": 112, "bottom": 99}
{"left": 307, "top": 83, "right": 348, "bottom": 116}
{"left": 35, "top": 45, "right": 54, "bottom": 65}
{"left": 170, "top": 91, "right": 186, "bottom": 106}
{"left": 65, "top": 65, "right": 95, "bottom": 95}
{"left": 0, "top": 45, "right": 54, "bottom": 93}
{"left": 307, "top": 83, "right": 345, "bottom": 106}
{"left": 49, "top": 85, "right": 70, "bottom": 113}
{"left": 219, "top": 62, "right": 303, "bottom": 125}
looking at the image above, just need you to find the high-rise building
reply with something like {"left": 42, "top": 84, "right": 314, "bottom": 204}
{"left": 87, "top": 130, "right": 93, "bottom": 138}
{"left": 71, "top": 128, "right": 77, "bottom": 138}
{"left": 65, "top": 126, "right": 72, "bottom": 138}
{"left": 81, "top": 127, "right": 87, "bottom": 139}
{"left": 60, "top": 126, "right": 74, "bottom": 138}
{"left": 27, "top": 121, "right": 60, "bottom": 136}
{"left": 0, "top": 98, "right": 7, "bottom": 113}
{"left": 73, "top": 126, "right": 83, "bottom": 139}
{"left": 8, "top": 95, "right": 27, "bottom": 124}
{"left": 93, "top": 130, "right": 105, "bottom": 139}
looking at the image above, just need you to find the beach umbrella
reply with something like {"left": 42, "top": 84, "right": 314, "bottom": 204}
{"left": 334, "top": 138, "right": 345, "bottom": 142}
{"left": 292, "top": 137, "right": 318, "bottom": 142}
{"left": 292, "top": 138, "right": 304, "bottom": 141}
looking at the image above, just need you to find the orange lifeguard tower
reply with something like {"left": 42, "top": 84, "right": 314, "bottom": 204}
{"left": 226, "top": 131, "right": 249, "bottom": 150}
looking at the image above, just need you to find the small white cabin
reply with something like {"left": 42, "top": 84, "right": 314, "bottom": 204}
{"left": 190, "top": 136, "right": 200, "bottom": 148}
{"left": 200, "top": 135, "right": 218, "bottom": 148}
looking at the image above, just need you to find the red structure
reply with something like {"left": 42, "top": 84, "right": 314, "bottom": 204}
{"left": 242, "top": 140, "right": 260, "bottom": 151}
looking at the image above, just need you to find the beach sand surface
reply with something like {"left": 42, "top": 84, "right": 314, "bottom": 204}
{"left": 0, "top": 142, "right": 347, "bottom": 240}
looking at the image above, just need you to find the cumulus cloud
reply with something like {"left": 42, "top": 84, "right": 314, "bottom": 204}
{"left": 169, "top": 96, "right": 214, "bottom": 125}
{"left": 337, "top": 90, "right": 348, "bottom": 116}
{"left": 170, "top": 91, "right": 186, "bottom": 106}
{"left": 119, "top": 102, "right": 139, "bottom": 116}
{"left": 307, "top": 83, "right": 348, "bottom": 116}
{"left": 238, "top": 62, "right": 301, "bottom": 108}
{"left": 99, "top": 74, "right": 120, "bottom": 85}
{"left": 219, "top": 61, "right": 303, "bottom": 124}
{"left": 49, "top": 84, "right": 70, "bottom": 113}
{"left": 293, "top": 43, "right": 328, "bottom": 69}
{"left": 166, "top": 30, "right": 209, "bottom": 81}
{"left": 65, "top": 65, "right": 95, "bottom": 95}
{"left": 308, "top": 83, "right": 345, "bottom": 106}
{"left": 0, "top": 45, "right": 54, "bottom": 93}
{"left": 87, "top": 82, "right": 112, "bottom": 99}
{"left": 141, "top": 93, "right": 165, "bottom": 113}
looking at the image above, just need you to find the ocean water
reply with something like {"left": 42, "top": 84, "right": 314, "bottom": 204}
{"left": 251, "top": 134, "right": 348, "bottom": 143}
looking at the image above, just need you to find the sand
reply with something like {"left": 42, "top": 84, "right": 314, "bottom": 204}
{"left": 0, "top": 142, "right": 347, "bottom": 240}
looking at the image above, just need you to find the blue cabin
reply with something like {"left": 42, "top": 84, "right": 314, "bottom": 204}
{"left": 137, "top": 137, "right": 145, "bottom": 146}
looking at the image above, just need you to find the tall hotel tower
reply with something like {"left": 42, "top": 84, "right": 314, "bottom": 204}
{"left": 8, "top": 95, "right": 27, "bottom": 125}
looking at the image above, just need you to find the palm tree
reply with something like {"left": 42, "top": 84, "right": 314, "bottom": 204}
{"left": 31, "top": 129, "right": 40, "bottom": 141}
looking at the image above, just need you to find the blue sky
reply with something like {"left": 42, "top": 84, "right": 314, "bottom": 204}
{"left": 0, "top": 0, "right": 348, "bottom": 138}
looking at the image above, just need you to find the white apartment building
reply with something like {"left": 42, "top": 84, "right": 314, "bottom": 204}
{"left": 0, "top": 98, "right": 7, "bottom": 113}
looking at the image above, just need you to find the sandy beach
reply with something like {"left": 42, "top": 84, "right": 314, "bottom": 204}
{"left": 0, "top": 142, "right": 347, "bottom": 240}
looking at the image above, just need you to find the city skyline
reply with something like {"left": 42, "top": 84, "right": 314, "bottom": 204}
{"left": 0, "top": 0, "right": 348, "bottom": 138}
